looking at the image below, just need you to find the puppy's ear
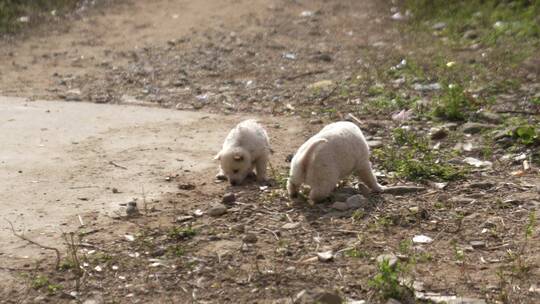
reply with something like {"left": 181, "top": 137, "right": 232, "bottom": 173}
{"left": 214, "top": 152, "right": 221, "bottom": 161}
{"left": 233, "top": 154, "right": 244, "bottom": 161}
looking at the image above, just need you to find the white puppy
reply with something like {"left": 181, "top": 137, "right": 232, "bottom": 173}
{"left": 215, "top": 119, "right": 271, "bottom": 185}
{"left": 287, "top": 121, "right": 385, "bottom": 203}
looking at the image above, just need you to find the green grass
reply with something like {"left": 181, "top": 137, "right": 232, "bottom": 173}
{"left": 167, "top": 245, "right": 186, "bottom": 257}
{"left": 31, "top": 275, "right": 50, "bottom": 289}
{"left": 362, "top": 91, "right": 416, "bottom": 115}
{"left": 369, "top": 259, "right": 413, "bottom": 301}
{"left": 168, "top": 226, "right": 197, "bottom": 240}
{"left": 345, "top": 248, "right": 370, "bottom": 259}
{"left": 405, "top": 0, "right": 540, "bottom": 47}
{"left": 374, "top": 128, "right": 465, "bottom": 182}
{"left": 505, "top": 117, "right": 540, "bottom": 146}
{"left": 432, "top": 84, "right": 476, "bottom": 121}
{"left": 31, "top": 275, "right": 63, "bottom": 294}
{"left": 0, "top": 0, "right": 79, "bottom": 33}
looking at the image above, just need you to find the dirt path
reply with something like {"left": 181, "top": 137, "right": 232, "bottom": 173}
{"left": 0, "top": 0, "right": 269, "bottom": 97}
{"left": 1, "top": 97, "right": 217, "bottom": 256}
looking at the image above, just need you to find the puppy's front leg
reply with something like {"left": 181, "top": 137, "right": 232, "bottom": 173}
{"left": 215, "top": 167, "right": 227, "bottom": 181}
{"left": 254, "top": 157, "right": 268, "bottom": 182}
{"left": 287, "top": 179, "right": 299, "bottom": 198}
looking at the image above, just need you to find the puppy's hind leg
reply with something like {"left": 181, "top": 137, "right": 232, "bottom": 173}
{"left": 356, "top": 159, "right": 385, "bottom": 193}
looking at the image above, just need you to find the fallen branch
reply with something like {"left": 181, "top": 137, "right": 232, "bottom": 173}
{"left": 319, "top": 85, "right": 338, "bottom": 103}
{"left": 261, "top": 228, "right": 280, "bottom": 241}
{"left": 382, "top": 185, "right": 426, "bottom": 195}
{"left": 108, "top": 161, "right": 128, "bottom": 170}
{"left": 344, "top": 113, "right": 363, "bottom": 125}
{"left": 285, "top": 69, "right": 325, "bottom": 81}
{"left": 69, "top": 185, "right": 99, "bottom": 189}
{"left": 495, "top": 110, "right": 539, "bottom": 115}
{"left": 6, "top": 220, "right": 61, "bottom": 269}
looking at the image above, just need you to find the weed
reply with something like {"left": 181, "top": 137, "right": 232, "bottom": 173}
{"left": 432, "top": 85, "right": 476, "bottom": 121}
{"left": 31, "top": 275, "right": 49, "bottom": 289}
{"left": 168, "top": 226, "right": 197, "bottom": 240}
{"left": 344, "top": 248, "right": 369, "bottom": 259}
{"left": 90, "top": 252, "right": 113, "bottom": 264}
{"left": 405, "top": 0, "right": 540, "bottom": 46}
{"left": 376, "top": 216, "right": 394, "bottom": 229}
{"left": 351, "top": 209, "right": 365, "bottom": 221}
{"left": 167, "top": 245, "right": 185, "bottom": 257}
{"left": 47, "top": 283, "right": 63, "bottom": 294}
{"left": 514, "top": 124, "right": 538, "bottom": 145}
{"left": 62, "top": 232, "right": 84, "bottom": 290}
{"left": 398, "top": 239, "right": 413, "bottom": 255}
{"left": 369, "top": 259, "right": 412, "bottom": 301}
{"left": 59, "top": 259, "right": 75, "bottom": 271}
{"left": 362, "top": 93, "right": 415, "bottom": 115}
{"left": 374, "top": 128, "right": 465, "bottom": 182}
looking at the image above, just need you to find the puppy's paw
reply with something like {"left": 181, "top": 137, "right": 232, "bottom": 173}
{"left": 215, "top": 173, "right": 227, "bottom": 181}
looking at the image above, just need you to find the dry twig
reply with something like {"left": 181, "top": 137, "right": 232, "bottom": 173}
{"left": 6, "top": 220, "right": 61, "bottom": 269}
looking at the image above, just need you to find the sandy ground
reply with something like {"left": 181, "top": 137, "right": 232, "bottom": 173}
{"left": 0, "top": 0, "right": 275, "bottom": 260}
{"left": 0, "top": 97, "right": 220, "bottom": 256}
{"left": 1, "top": 96, "right": 303, "bottom": 258}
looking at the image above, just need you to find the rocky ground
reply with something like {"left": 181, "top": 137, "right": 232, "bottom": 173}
{"left": 0, "top": 0, "right": 539, "bottom": 303}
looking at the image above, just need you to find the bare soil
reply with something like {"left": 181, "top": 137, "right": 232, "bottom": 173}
{"left": 0, "top": 0, "right": 538, "bottom": 303}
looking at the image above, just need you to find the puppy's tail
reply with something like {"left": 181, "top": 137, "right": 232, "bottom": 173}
{"left": 298, "top": 138, "right": 328, "bottom": 178}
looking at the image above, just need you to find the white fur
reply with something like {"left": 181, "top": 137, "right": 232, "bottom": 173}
{"left": 287, "top": 121, "right": 384, "bottom": 203}
{"left": 215, "top": 119, "right": 271, "bottom": 185}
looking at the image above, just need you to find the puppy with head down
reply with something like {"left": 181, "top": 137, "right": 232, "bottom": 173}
{"left": 215, "top": 119, "right": 271, "bottom": 185}
{"left": 287, "top": 121, "right": 385, "bottom": 204}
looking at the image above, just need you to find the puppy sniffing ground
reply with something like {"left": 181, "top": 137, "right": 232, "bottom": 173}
{"left": 287, "top": 121, "right": 385, "bottom": 203}
{"left": 215, "top": 119, "right": 271, "bottom": 185}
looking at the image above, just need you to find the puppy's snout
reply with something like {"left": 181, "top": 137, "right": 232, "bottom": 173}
{"left": 230, "top": 180, "right": 238, "bottom": 186}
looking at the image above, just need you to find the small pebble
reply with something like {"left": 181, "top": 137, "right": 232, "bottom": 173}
{"left": 470, "top": 240, "right": 486, "bottom": 249}
{"left": 376, "top": 253, "right": 398, "bottom": 267}
{"left": 243, "top": 233, "right": 258, "bottom": 243}
{"left": 208, "top": 203, "right": 227, "bottom": 217}
{"left": 222, "top": 192, "right": 236, "bottom": 204}
{"left": 282, "top": 222, "right": 300, "bottom": 230}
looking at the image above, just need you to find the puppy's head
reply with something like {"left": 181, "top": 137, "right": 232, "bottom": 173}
{"left": 215, "top": 147, "right": 252, "bottom": 186}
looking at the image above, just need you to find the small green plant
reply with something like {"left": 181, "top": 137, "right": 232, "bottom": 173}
{"left": 168, "top": 226, "right": 197, "bottom": 240}
{"left": 514, "top": 124, "right": 538, "bottom": 145}
{"left": 47, "top": 283, "right": 63, "bottom": 294}
{"left": 90, "top": 252, "right": 113, "bottom": 264}
{"left": 432, "top": 85, "right": 475, "bottom": 121}
{"left": 369, "top": 259, "right": 412, "bottom": 301}
{"left": 344, "top": 248, "right": 369, "bottom": 258}
{"left": 351, "top": 209, "right": 365, "bottom": 221}
{"left": 415, "top": 252, "right": 433, "bottom": 263}
{"left": 374, "top": 128, "right": 465, "bottom": 182}
{"left": 362, "top": 94, "right": 415, "bottom": 115}
{"left": 376, "top": 216, "right": 394, "bottom": 229}
{"left": 59, "top": 258, "right": 75, "bottom": 271}
{"left": 167, "top": 245, "right": 185, "bottom": 257}
{"left": 398, "top": 239, "right": 413, "bottom": 255}
{"left": 31, "top": 275, "right": 50, "bottom": 289}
